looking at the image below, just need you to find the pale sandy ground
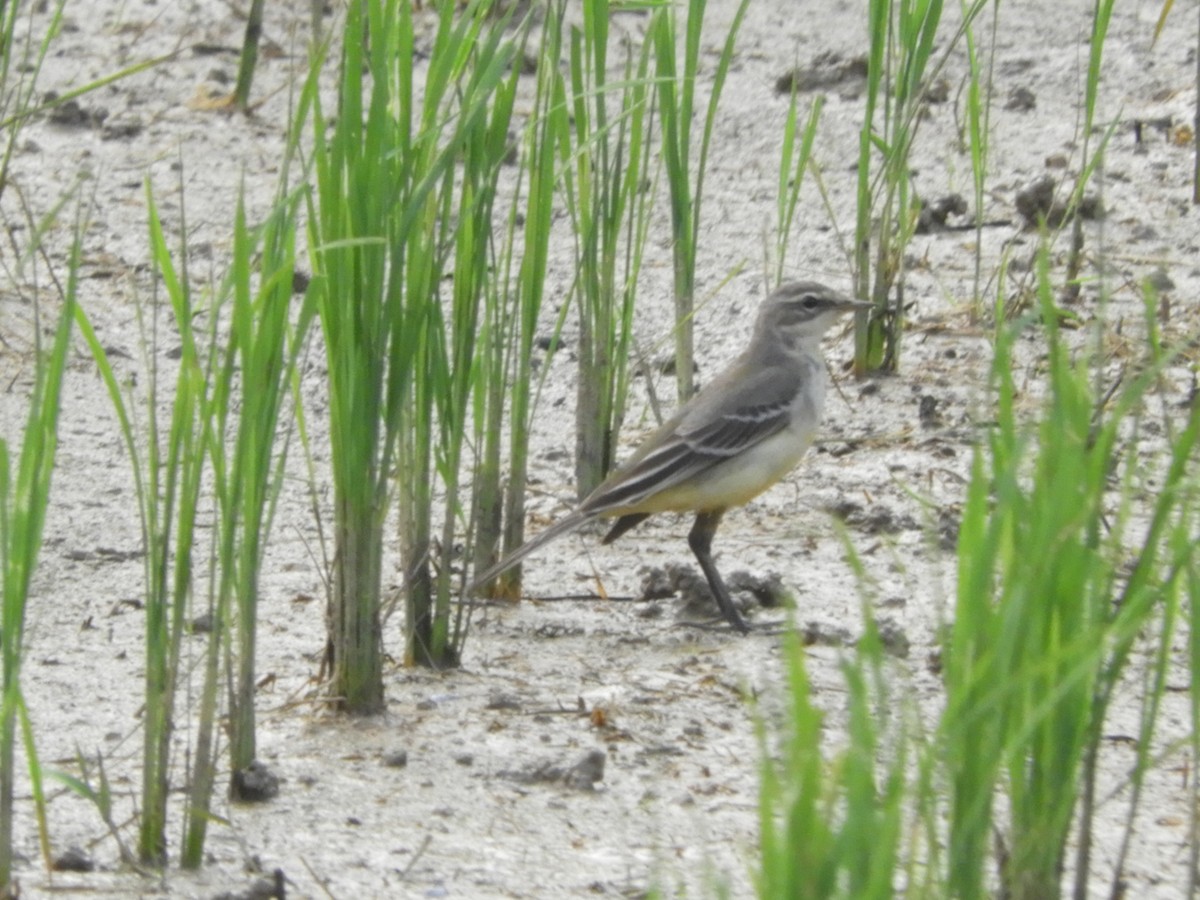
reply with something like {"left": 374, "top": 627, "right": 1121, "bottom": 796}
{"left": 1, "top": 0, "right": 1199, "bottom": 897}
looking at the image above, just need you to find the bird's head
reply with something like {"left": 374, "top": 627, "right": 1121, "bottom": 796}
{"left": 753, "top": 280, "right": 871, "bottom": 353}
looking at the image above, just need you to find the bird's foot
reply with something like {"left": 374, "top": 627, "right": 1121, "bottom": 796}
{"left": 677, "top": 609, "right": 751, "bottom": 635}
{"left": 721, "top": 607, "right": 751, "bottom": 635}
{"left": 678, "top": 616, "right": 790, "bottom": 637}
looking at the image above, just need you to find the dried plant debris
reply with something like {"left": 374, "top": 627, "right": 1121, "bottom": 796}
{"left": 381, "top": 749, "right": 409, "bottom": 769}
{"left": 914, "top": 193, "right": 968, "bottom": 233}
{"left": 1005, "top": 86, "right": 1037, "bottom": 111}
{"left": 211, "top": 869, "right": 288, "bottom": 900}
{"left": 1015, "top": 174, "right": 1104, "bottom": 229}
{"left": 726, "top": 571, "right": 793, "bottom": 609}
{"left": 638, "top": 563, "right": 791, "bottom": 621}
{"left": 800, "top": 620, "right": 854, "bottom": 647}
{"left": 486, "top": 692, "right": 523, "bottom": 711}
{"left": 918, "top": 394, "right": 943, "bottom": 428}
{"left": 639, "top": 565, "right": 681, "bottom": 600}
{"left": 798, "top": 617, "right": 909, "bottom": 656}
{"left": 774, "top": 51, "right": 868, "bottom": 94}
{"left": 231, "top": 760, "right": 281, "bottom": 803}
{"left": 923, "top": 77, "right": 951, "bottom": 104}
{"left": 675, "top": 567, "right": 742, "bottom": 620}
{"left": 937, "top": 508, "right": 961, "bottom": 551}
{"left": 43, "top": 92, "right": 107, "bottom": 129}
{"left": 500, "top": 749, "right": 607, "bottom": 791}
{"left": 51, "top": 846, "right": 94, "bottom": 873}
{"left": 875, "top": 616, "right": 911, "bottom": 659}
{"left": 827, "top": 500, "right": 919, "bottom": 535}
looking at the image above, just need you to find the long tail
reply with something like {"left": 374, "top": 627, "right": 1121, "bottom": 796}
{"left": 469, "top": 508, "right": 593, "bottom": 593}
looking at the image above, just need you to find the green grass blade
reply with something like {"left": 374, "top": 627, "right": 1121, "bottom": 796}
{"left": 0, "top": 221, "right": 76, "bottom": 891}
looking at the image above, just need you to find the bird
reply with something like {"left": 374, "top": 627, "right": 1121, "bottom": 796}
{"left": 471, "top": 280, "right": 871, "bottom": 633}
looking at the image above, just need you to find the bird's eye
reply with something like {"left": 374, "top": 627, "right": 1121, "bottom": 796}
{"left": 800, "top": 295, "right": 821, "bottom": 311}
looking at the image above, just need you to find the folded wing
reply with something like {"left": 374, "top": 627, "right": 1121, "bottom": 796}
{"left": 583, "top": 363, "right": 802, "bottom": 515}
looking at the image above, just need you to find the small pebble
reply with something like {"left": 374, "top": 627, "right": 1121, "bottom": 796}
{"left": 875, "top": 617, "right": 911, "bottom": 659}
{"left": 383, "top": 750, "right": 408, "bottom": 768}
{"left": 1005, "top": 86, "right": 1036, "bottom": 111}
{"left": 486, "top": 692, "right": 522, "bottom": 711}
{"left": 563, "top": 750, "right": 606, "bottom": 791}
{"left": 231, "top": 761, "right": 280, "bottom": 803}
{"left": 52, "top": 845, "right": 93, "bottom": 872}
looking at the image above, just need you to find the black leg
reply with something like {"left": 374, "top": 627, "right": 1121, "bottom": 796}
{"left": 687, "top": 509, "right": 749, "bottom": 634}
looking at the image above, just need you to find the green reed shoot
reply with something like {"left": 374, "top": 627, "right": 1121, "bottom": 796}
{"left": 1062, "top": 0, "right": 1115, "bottom": 298}
{"left": 75, "top": 168, "right": 308, "bottom": 867}
{"left": 943, "top": 252, "right": 1200, "bottom": 898}
{"left": 1190, "top": 530, "right": 1200, "bottom": 896}
{"left": 853, "top": 0, "right": 942, "bottom": 373}
{"left": 652, "top": 0, "right": 749, "bottom": 401}
{"left": 307, "top": 0, "right": 408, "bottom": 705}
{"left": 476, "top": 5, "right": 568, "bottom": 600}
{"left": 0, "top": 1, "right": 172, "bottom": 204}
{"left": 50, "top": 749, "right": 131, "bottom": 865}
{"left": 562, "top": 0, "right": 655, "bottom": 497}
{"left": 232, "top": 0, "right": 266, "bottom": 110}
{"left": 308, "top": 0, "right": 517, "bottom": 685}
{"left": 72, "top": 180, "right": 214, "bottom": 867}
{"left": 135, "top": 187, "right": 214, "bottom": 866}
{"left": 961, "top": 0, "right": 998, "bottom": 318}
{"left": 1067, "top": 292, "right": 1199, "bottom": 897}
{"left": 757, "top": 616, "right": 908, "bottom": 899}
{"left": 181, "top": 185, "right": 308, "bottom": 864}
{"left": 0, "top": 0, "right": 63, "bottom": 202}
{"left": 853, "top": 0, "right": 992, "bottom": 372}
{"left": 759, "top": 251, "right": 1199, "bottom": 896}
{"left": 204, "top": 182, "right": 309, "bottom": 791}
{"left": 0, "top": 6, "right": 81, "bottom": 886}
{"left": 0, "top": 233, "right": 75, "bottom": 895}
{"left": 773, "top": 91, "right": 823, "bottom": 288}
{"left": 399, "top": 16, "right": 519, "bottom": 667}
{"left": 396, "top": 4, "right": 518, "bottom": 667}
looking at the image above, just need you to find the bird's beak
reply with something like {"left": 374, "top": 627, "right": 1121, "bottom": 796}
{"left": 839, "top": 296, "right": 875, "bottom": 313}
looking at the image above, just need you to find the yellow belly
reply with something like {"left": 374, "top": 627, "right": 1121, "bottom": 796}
{"left": 629, "top": 428, "right": 814, "bottom": 514}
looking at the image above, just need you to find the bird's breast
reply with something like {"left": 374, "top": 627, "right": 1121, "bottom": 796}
{"left": 638, "top": 417, "right": 820, "bottom": 513}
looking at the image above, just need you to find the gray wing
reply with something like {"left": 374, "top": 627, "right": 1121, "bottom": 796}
{"left": 582, "top": 362, "right": 802, "bottom": 515}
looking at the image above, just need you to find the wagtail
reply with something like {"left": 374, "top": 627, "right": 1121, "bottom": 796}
{"left": 472, "top": 280, "right": 870, "bottom": 633}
